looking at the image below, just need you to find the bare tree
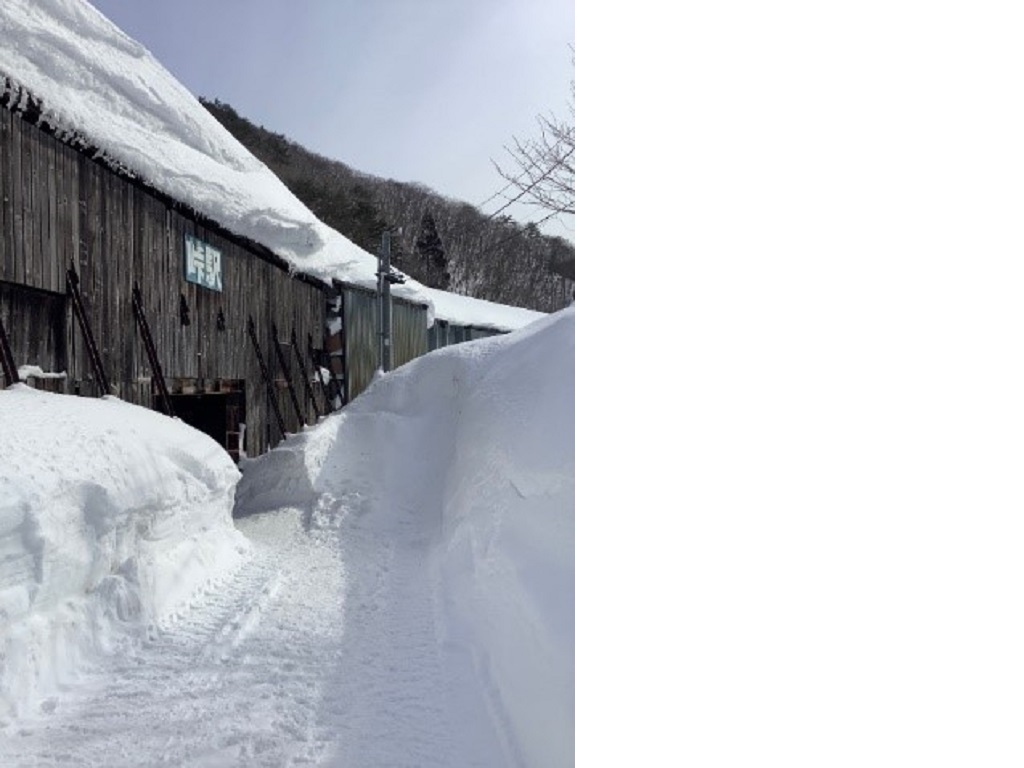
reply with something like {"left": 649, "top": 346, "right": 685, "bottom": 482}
{"left": 491, "top": 60, "right": 575, "bottom": 220}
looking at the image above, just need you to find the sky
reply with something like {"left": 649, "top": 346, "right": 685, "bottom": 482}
{"left": 86, "top": 0, "right": 575, "bottom": 243}
{"left": 0, "top": 306, "right": 574, "bottom": 765}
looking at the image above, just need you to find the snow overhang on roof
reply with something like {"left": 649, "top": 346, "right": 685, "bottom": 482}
{"left": 420, "top": 286, "right": 547, "bottom": 332}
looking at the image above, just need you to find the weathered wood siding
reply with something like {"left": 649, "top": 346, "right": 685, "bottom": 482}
{"left": 0, "top": 106, "right": 326, "bottom": 457}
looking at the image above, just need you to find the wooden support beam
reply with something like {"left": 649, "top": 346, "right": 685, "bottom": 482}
{"left": 271, "top": 322, "right": 305, "bottom": 427}
{"left": 131, "top": 283, "right": 175, "bottom": 418}
{"left": 66, "top": 263, "right": 110, "bottom": 396}
{"left": 248, "top": 316, "right": 286, "bottom": 438}
{"left": 291, "top": 327, "right": 320, "bottom": 422}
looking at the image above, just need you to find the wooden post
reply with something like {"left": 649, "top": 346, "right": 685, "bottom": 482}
{"left": 248, "top": 316, "right": 286, "bottom": 438}
{"left": 131, "top": 283, "right": 175, "bottom": 417}
{"left": 66, "top": 264, "right": 110, "bottom": 396}
{"left": 271, "top": 322, "right": 305, "bottom": 427}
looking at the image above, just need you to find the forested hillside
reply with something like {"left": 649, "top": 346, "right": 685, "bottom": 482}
{"left": 200, "top": 98, "right": 574, "bottom": 312}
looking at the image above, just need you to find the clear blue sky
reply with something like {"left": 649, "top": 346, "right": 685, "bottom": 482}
{"left": 86, "top": 0, "right": 575, "bottom": 242}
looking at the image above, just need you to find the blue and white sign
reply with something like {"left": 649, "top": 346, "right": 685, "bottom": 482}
{"left": 184, "top": 234, "right": 223, "bottom": 292}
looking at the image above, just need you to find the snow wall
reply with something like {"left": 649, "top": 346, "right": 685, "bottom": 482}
{"left": 0, "top": 386, "right": 249, "bottom": 722}
{"left": 236, "top": 305, "right": 575, "bottom": 767}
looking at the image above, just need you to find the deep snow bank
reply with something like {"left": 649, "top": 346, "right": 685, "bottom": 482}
{"left": 236, "top": 306, "right": 574, "bottom": 766}
{"left": 0, "top": 386, "right": 248, "bottom": 723}
{"left": 432, "top": 308, "right": 575, "bottom": 768}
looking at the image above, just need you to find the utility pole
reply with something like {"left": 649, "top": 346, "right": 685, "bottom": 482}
{"left": 377, "top": 230, "right": 405, "bottom": 373}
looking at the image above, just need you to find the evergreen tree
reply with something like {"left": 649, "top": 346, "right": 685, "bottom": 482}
{"left": 415, "top": 211, "right": 450, "bottom": 290}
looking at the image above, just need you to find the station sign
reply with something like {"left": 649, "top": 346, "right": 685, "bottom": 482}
{"left": 184, "top": 234, "right": 223, "bottom": 292}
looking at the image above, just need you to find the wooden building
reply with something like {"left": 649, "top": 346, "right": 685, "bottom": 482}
{"left": 0, "top": 87, "right": 329, "bottom": 458}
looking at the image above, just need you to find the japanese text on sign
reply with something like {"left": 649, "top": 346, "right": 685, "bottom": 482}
{"left": 184, "top": 234, "right": 223, "bottom": 292}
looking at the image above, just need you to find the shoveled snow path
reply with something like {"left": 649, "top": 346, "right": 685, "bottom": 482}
{"left": 0, "top": 497, "right": 473, "bottom": 767}
{"left": 307, "top": 491, "right": 459, "bottom": 767}
{"left": 0, "top": 507, "right": 347, "bottom": 767}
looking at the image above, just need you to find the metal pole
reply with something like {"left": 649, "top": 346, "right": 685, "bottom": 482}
{"left": 377, "top": 239, "right": 384, "bottom": 372}
{"left": 380, "top": 230, "right": 393, "bottom": 373}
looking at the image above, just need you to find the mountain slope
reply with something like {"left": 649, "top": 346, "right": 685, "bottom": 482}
{"left": 201, "top": 98, "right": 574, "bottom": 313}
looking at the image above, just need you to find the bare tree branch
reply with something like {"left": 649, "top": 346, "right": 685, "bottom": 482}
{"left": 491, "top": 53, "right": 574, "bottom": 218}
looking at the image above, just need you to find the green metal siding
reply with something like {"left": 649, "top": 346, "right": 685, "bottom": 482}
{"left": 341, "top": 286, "right": 377, "bottom": 402}
{"left": 340, "top": 284, "right": 429, "bottom": 402}
{"left": 392, "top": 298, "right": 428, "bottom": 370}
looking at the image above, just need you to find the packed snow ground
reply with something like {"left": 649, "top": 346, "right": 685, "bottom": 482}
{"left": 0, "top": 306, "right": 574, "bottom": 766}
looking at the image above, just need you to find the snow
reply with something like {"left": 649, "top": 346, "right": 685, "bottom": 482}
{"left": 422, "top": 285, "right": 548, "bottom": 332}
{"left": 0, "top": 306, "right": 574, "bottom": 765}
{"left": 0, "top": 385, "right": 249, "bottom": 724}
{"left": 16, "top": 365, "right": 66, "bottom": 380}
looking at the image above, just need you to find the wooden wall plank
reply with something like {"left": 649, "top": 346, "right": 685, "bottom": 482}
{"left": 68, "top": 142, "right": 79, "bottom": 273}
{"left": 53, "top": 133, "right": 65, "bottom": 284}
{"left": 22, "top": 117, "right": 39, "bottom": 289}
{"left": 45, "top": 129, "right": 58, "bottom": 293}
{"left": 11, "top": 115, "right": 23, "bottom": 286}
{"left": 0, "top": 109, "right": 9, "bottom": 282}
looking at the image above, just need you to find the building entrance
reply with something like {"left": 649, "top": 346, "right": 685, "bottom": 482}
{"left": 153, "top": 379, "right": 246, "bottom": 461}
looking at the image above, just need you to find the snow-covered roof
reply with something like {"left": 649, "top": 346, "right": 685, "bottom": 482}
{"left": 0, "top": 0, "right": 556, "bottom": 330}
{"left": 421, "top": 286, "right": 547, "bottom": 331}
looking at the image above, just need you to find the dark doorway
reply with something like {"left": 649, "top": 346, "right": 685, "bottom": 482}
{"left": 154, "top": 379, "right": 246, "bottom": 461}
{"left": 0, "top": 280, "right": 67, "bottom": 390}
